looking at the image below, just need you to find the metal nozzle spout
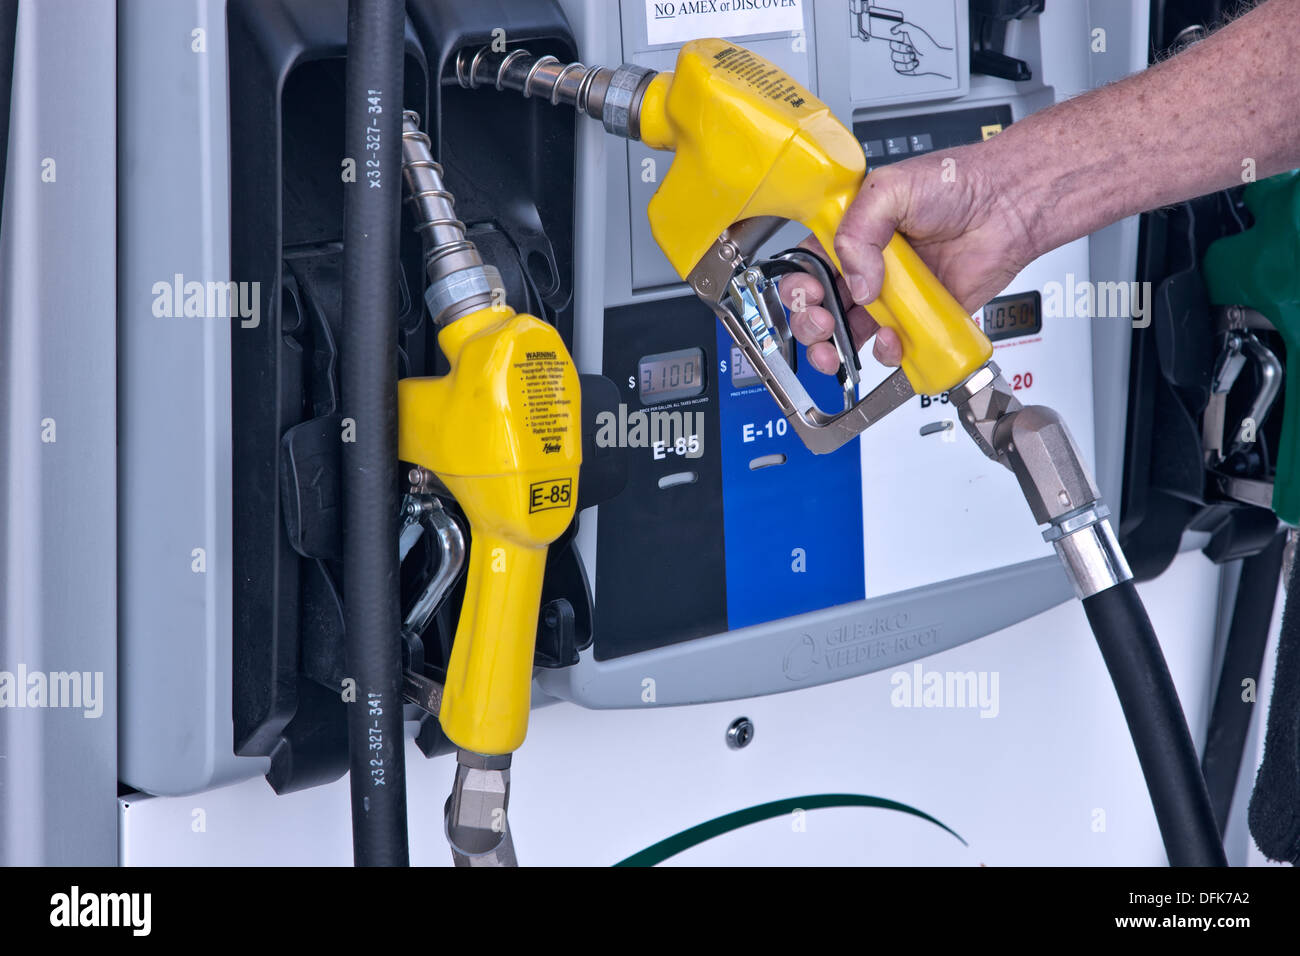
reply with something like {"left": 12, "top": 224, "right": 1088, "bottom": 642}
{"left": 400, "top": 111, "right": 502, "bottom": 326}
{"left": 453, "top": 46, "right": 656, "bottom": 140}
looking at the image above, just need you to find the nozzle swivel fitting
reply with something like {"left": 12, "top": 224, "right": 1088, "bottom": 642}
{"left": 400, "top": 111, "right": 503, "bottom": 326}
{"left": 950, "top": 362, "right": 1132, "bottom": 598}
{"left": 445, "top": 751, "right": 517, "bottom": 867}
{"left": 454, "top": 46, "right": 656, "bottom": 140}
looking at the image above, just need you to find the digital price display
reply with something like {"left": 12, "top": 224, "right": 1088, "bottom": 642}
{"left": 730, "top": 345, "right": 761, "bottom": 389}
{"left": 982, "top": 290, "right": 1042, "bottom": 342}
{"left": 638, "top": 347, "right": 705, "bottom": 404}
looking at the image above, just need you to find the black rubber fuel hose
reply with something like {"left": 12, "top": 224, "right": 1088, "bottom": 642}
{"left": 341, "top": 0, "right": 408, "bottom": 867}
{"left": 1084, "top": 580, "right": 1228, "bottom": 866}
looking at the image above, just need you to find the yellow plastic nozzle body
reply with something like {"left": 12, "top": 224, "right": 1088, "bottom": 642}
{"left": 397, "top": 306, "right": 581, "bottom": 755}
{"left": 637, "top": 39, "right": 992, "bottom": 397}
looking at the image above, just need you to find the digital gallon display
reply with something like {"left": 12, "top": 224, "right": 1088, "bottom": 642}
{"left": 982, "top": 291, "right": 1042, "bottom": 342}
{"left": 638, "top": 347, "right": 705, "bottom": 404}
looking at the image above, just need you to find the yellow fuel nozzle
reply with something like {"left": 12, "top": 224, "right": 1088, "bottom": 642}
{"left": 636, "top": 39, "right": 992, "bottom": 398}
{"left": 398, "top": 307, "right": 580, "bottom": 756}
{"left": 398, "top": 113, "right": 580, "bottom": 757}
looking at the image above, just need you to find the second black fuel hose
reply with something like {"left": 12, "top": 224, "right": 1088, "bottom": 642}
{"left": 1084, "top": 580, "right": 1228, "bottom": 866}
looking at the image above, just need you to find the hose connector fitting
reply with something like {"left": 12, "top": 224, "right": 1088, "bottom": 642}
{"left": 1043, "top": 505, "right": 1133, "bottom": 599}
{"left": 951, "top": 361, "right": 1132, "bottom": 598}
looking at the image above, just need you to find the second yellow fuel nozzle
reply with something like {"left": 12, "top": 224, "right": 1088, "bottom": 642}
{"left": 457, "top": 38, "right": 993, "bottom": 454}
{"left": 396, "top": 112, "right": 581, "bottom": 866}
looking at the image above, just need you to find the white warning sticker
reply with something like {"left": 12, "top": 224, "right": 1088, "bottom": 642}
{"left": 645, "top": 0, "right": 804, "bottom": 47}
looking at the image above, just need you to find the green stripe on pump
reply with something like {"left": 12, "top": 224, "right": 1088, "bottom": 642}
{"left": 614, "top": 793, "right": 966, "bottom": 867}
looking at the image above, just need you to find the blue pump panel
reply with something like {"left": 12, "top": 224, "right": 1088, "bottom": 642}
{"left": 715, "top": 321, "right": 866, "bottom": 630}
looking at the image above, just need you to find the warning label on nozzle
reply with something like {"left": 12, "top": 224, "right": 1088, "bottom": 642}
{"left": 513, "top": 352, "right": 573, "bottom": 455}
{"left": 710, "top": 45, "right": 809, "bottom": 109}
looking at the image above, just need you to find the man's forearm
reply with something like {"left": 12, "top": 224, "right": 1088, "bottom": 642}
{"left": 980, "top": 0, "right": 1300, "bottom": 258}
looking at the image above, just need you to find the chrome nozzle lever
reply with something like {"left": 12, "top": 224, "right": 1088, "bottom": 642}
{"left": 689, "top": 221, "right": 911, "bottom": 454}
{"left": 1203, "top": 329, "right": 1282, "bottom": 466}
{"left": 727, "top": 267, "right": 792, "bottom": 364}
{"left": 763, "top": 248, "right": 863, "bottom": 410}
{"left": 396, "top": 489, "right": 464, "bottom": 717}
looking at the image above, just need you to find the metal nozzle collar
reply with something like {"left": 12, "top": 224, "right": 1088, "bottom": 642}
{"left": 424, "top": 264, "right": 504, "bottom": 328}
{"left": 1051, "top": 515, "right": 1133, "bottom": 599}
{"left": 601, "top": 64, "right": 655, "bottom": 139}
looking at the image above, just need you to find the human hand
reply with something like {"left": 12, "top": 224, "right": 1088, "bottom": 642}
{"left": 780, "top": 144, "right": 1037, "bottom": 375}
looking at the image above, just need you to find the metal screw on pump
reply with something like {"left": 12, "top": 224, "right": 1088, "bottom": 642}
{"left": 726, "top": 717, "right": 754, "bottom": 750}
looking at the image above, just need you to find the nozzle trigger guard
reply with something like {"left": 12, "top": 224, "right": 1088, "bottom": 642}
{"left": 763, "top": 247, "right": 862, "bottom": 406}
{"left": 688, "top": 221, "right": 914, "bottom": 455}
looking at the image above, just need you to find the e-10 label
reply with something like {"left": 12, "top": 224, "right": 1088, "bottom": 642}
{"left": 529, "top": 477, "right": 573, "bottom": 513}
{"left": 742, "top": 419, "right": 788, "bottom": 442}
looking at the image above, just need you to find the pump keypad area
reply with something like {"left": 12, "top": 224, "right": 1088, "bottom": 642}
{"left": 855, "top": 104, "right": 1013, "bottom": 171}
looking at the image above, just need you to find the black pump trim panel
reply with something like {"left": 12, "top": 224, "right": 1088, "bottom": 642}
{"left": 226, "top": 0, "right": 582, "bottom": 793}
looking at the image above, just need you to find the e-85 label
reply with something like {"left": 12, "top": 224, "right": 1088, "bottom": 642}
{"left": 529, "top": 478, "right": 573, "bottom": 513}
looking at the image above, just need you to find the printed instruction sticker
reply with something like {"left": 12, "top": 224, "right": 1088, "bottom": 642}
{"left": 645, "top": 0, "right": 804, "bottom": 47}
{"left": 513, "top": 349, "right": 574, "bottom": 455}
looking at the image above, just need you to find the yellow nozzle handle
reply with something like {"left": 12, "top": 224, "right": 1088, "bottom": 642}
{"left": 436, "top": 517, "right": 549, "bottom": 756}
{"left": 833, "top": 229, "right": 993, "bottom": 398}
